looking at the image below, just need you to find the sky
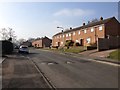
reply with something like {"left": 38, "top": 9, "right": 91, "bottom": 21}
{"left": 0, "top": 2, "right": 119, "bottom": 40}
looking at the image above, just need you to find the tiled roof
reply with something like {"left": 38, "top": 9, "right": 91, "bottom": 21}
{"left": 53, "top": 17, "right": 117, "bottom": 37}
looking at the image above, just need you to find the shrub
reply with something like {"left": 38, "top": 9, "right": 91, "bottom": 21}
{"left": 73, "top": 42, "right": 80, "bottom": 46}
{"left": 65, "top": 40, "right": 74, "bottom": 47}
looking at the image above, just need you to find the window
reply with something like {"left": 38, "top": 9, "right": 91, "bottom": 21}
{"left": 76, "top": 40, "right": 79, "bottom": 43}
{"left": 99, "top": 26, "right": 102, "bottom": 31}
{"left": 78, "top": 31, "right": 81, "bottom": 34}
{"left": 91, "top": 28, "right": 94, "bottom": 32}
{"left": 60, "top": 35, "right": 61, "bottom": 38}
{"left": 63, "top": 35, "right": 64, "bottom": 37}
{"left": 66, "top": 34, "right": 68, "bottom": 37}
{"left": 57, "top": 36, "right": 59, "bottom": 38}
{"left": 86, "top": 38, "right": 91, "bottom": 44}
{"left": 84, "top": 29, "right": 87, "bottom": 33}
{"left": 61, "top": 42, "right": 63, "bottom": 44}
{"left": 73, "top": 32, "right": 75, "bottom": 35}
{"left": 69, "top": 33, "right": 71, "bottom": 36}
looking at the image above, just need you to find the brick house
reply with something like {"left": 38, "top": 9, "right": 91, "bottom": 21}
{"left": 32, "top": 36, "right": 52, "bottom": 48}
{"left": 52, "top": 17, "right": 120, "bottom": 50}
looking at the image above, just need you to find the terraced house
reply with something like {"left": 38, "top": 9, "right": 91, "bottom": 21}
{"left": 52, "top": 17, "right": 120, "bottom": 50}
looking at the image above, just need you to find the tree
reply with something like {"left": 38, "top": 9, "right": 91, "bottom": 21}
{"left": 0, "top": 27, "right": 17, "bottom": 42}
{"left": 18, "top": 38, "right": 26, "bottom": 45}
{"left": 0, "top": 28, "right": 8, "bottom": 40}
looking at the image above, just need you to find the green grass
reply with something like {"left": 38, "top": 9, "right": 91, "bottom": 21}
{"left": 43, "top": 46, "right": 86, "bottom": 54}
{"left": 61, "top": 46, "right": 86, "bottom": 53}
{"left": 108, "top": 49, "right": 120, "bottom": 61}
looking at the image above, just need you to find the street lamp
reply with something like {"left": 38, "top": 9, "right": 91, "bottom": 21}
{"left": 57, "top": 26, "right": 64, "bottom": 47}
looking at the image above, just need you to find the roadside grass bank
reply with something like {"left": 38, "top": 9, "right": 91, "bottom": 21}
{"left": 41, "top": 46, "right": 86, "bottom": 54}
{"left": 107, "top": 49, "right": 120, "bottom": 61}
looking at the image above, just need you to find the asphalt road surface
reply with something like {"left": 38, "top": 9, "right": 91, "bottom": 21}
{"left": 2, "top": 48, "right": 119, "bottom": 88}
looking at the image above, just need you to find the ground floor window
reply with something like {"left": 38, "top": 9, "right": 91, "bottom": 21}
{"left": 86, "top": 38, "right": 91, "bottom": 44}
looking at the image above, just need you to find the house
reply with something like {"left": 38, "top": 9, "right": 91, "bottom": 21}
{"left": 52, "top": 17, "right": 120, "bottom": 50}
{"left": 22, "top": 41, "right": 32, "bottom": 47}
{"left": 32, "top": 36, "right": 52, "bottom": 48}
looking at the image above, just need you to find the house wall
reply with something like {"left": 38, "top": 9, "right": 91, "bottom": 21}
{"left": 32, "top": 40, "right": 42, "bottom": 48}
{"left": 52, "top": 24, "right": 105, "bottom": 47}
{"left": 42, "top": 38, "right": 52, "bottom": 48}
{"left": 105, "top": 18, "right": 120, "bottom": 37}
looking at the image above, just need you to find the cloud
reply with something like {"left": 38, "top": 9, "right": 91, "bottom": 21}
{"left": 53, "top": 8, "right": 95, "bottom": 17}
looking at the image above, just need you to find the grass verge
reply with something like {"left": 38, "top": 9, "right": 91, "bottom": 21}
{"left": 108, "top": 49, "right": 120, "bottom": 61}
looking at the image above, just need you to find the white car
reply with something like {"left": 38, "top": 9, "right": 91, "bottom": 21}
{"left": 19, "top": 45, "right": 29, "bottom": 54}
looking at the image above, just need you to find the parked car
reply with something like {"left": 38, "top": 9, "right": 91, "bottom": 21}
{"left": 18, "top": 45, "right": 29, "bottom": 54}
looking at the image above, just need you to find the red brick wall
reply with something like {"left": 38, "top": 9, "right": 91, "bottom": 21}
{"left": 105, "top": 18, "right": 120, "bottom": 36}
{"left": 32, "top": 40, "right": 42, "bottom": 48}
{"left": 52, "top": 25, "right": 105, "bottom": 47}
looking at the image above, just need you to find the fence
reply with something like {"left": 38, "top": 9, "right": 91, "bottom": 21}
{"left": 97, "top": 36, "right": 120, "bottom": 51}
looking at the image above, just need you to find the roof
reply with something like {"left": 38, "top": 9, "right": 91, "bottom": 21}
{"left": 53, "top": 17, "right": 118, "bottom": 37}
{"left": 32, "top": 36, "right": 52, "bottom": 42}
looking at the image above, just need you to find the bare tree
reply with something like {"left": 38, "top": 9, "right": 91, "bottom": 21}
{"left": 18, "top": 38, "right": 26, "bottom": 45}
{"left": 0, "top": 28, "right": 9, "bottom": 40}
{"left": 0, "top": 27, "right": 17, "bottom": 42}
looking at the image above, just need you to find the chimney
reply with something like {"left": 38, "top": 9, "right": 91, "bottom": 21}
{"left": 100, "top": 17, "right": 103, "bottom": 21}
{"left": 83, "top": 23, "right": 85, "bottom": 26}
{"left": 70, "top": 27, "right": 72, "bottom": 29}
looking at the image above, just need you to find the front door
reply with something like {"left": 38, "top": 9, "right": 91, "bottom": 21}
{"left": 80, "top": 39, "right": 84, "bottom": 46}
{"left": 58, "top": 42, "right": 60, "bottom": 47}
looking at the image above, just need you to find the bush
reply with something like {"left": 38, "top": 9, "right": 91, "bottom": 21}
{"left": 65, "top": 40, "right": 74, "bottom": 48}
{"left": 73, "top": 42, "right": 80, "bottom": 46}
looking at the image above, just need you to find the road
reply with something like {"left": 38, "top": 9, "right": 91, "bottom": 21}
{"left": 2, "top": 48, "right": 119, "bottom": 88}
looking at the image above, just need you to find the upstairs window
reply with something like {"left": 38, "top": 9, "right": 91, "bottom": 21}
{"left": 99, "top": 26, "right": 102, "bottom": 31}
{"left": 84, "top": 29, "right": 87, "bottom": 33}
{"left": 66, "top": 34, "right": 68, "bottom": 37}
{"left": 91, "top": 28, "right": 94, "bottom": 32}
{"left": 69, "top": 33, "right": 71, "bottom": 36}
{"left": 78, "top": 31, "right": 81, "bottom": 34}
{"left": 73, "top": 32, "right": 76, "bottom": 35}
{"left": 63, "top": 35, "right": 64, "bottom": 37}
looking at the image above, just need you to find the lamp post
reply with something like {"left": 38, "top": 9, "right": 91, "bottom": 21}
{"left": 57, "top": 26, "right": 64, "bottom": 47}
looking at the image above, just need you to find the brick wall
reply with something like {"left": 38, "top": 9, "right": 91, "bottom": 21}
{"left": 52, "top": 24, "right": 105, "bottom": 47}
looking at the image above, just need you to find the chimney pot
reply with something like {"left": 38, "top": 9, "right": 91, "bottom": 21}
{"left": 70, "top": 27, "right": 72, "bottom": 29}
{"left": 100, "top": 17, "right": 103, "bottom": 21}
{"left": 83, "top": 23, "right": 85, "bottom": 26}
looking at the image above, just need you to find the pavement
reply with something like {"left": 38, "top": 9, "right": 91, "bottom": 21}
{"left": 79, "top": 49, "right": 117, "bottom": 58}
{"left": 2, "top": 52, "right": 52, "bottom": 88}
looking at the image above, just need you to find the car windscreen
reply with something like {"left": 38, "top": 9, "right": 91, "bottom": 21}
{"left": 21, "top": 47, "right": 28, "bottom": 49}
